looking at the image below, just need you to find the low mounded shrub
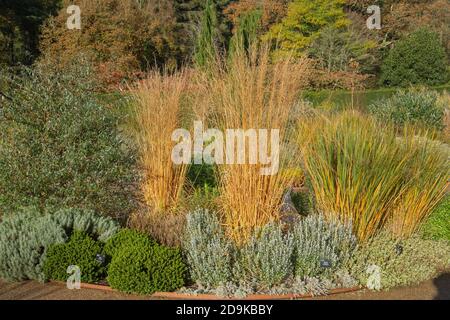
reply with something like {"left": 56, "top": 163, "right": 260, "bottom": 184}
{"left": 43, "top": 231, "right": 107, "bottom": 283}
{"left": 107, "top": 229, "right": 187, "bottom": 294}
{"left": 52, "top": 208, "right": 121, "bottom": 242}
{"left": 292, "top": 214, "right": 356, "bottom": 278}
{"left": 0, "top": 208, "right": 66, "bottom": 282}
{"left": 0, "top": 207, "right": 119, "bottom": 282}
{"left": 368, "top": 88, "right": 446, "bottom": 131}
{"left": 347, "top": 232, "right": 450, "bottom": 290}
{"left": 234, "top": 223, "right": 294, "bottom": 288}
{"left": 104, "top": 228, "right": 156, "bottom": 257}
{"left": 183, "top": 209, "right": 233, "bottom": 287}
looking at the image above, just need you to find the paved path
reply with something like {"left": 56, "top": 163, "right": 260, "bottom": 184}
{"left": 0, "top": 273, "right": 449, "bottom": 300}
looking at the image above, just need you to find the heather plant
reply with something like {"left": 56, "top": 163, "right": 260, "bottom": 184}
{"left": 234, "top": 222, "right": 294, "bottom": 288}
{"left": 0, "top": 59, "right": 136, "bottom": 219}
{"left": 183, "top": 209, "right": 233, "bottom": 287}
{"left": 368, "top": 88, "right": 446, "bottom": 131}
{"left": 292, "top": 214, "right": 357, "bottom": 278}
{"left": 347, "top": 232, "right": 450, "bottom": 290}
{"left": 43, "top": 231, "right": 107, "bottom": 283}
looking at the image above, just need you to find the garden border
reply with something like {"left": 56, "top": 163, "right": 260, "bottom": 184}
{"left": 50, "top": 281, "right": 363, "bottom": 300}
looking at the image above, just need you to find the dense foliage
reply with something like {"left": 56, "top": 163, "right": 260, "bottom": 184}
{"left": 0, "top": 59, "right": 136, "bottom": 219}
{"left": 422, "top": 196, "right": 450, "bottom": 241}
{"left": 368, "top": 88, "right": 446, "bottom": 131}
{"left": 380, "top": 28, "right": 448, "bottom": 87}
{"left": 43, "top": 231, "right": 107, "bottom": 283}
{"left": 107, "top": 229, "right": 187, "bottom": 294}
{"left": 0, "top": 208, "right": 118, "bottom": 282}
{"left": 347, "top": 232, "right": 450, "bottom": 290}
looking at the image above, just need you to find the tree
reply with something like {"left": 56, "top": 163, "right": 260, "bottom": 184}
{"left": 39, "top": 0, "right": 181, "bottom": 88}
{"left": 175, "top": 0, "right": 234, "bottom": 62}
{"left": 224, "top": 0, "right": 288, "bottom": 33}
{"left": 0, "top": 0, "right": 60, "bottom": 66}
{"left": 263, "top": 0, "right": 350, "bottom": 59}
{"left": 380, "top": 28, "right": 448, "bottom": 87}
{"left": 193, "top": 0, "right": 219, "bottom": 68}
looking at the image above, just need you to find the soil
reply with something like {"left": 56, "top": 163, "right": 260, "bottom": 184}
{"left": 0, "top": 273, "right": 448, "bottom": 300}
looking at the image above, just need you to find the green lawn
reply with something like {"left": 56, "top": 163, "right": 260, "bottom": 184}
{"left": 303, "top": 85, "right": 450, "bottom": 111}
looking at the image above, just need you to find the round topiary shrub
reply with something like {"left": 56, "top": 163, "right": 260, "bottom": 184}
{"left": 43, "top": 231, "right": 107, "bottom": 283}
{"left": 104, "top": 228, "right": 156, "bottom": 257}
{"left": 106, "top": 229, "right": 187, "bottom": 294}
{"left": 380, "top": 28, "right": 448, "bottom": 87}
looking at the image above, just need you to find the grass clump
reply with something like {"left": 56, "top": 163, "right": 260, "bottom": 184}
{"left": 129, "top": 70, "right": 189, "bottom": 213}
{"left": 297, "top": 111, "right": 449, "bottom": 241}
{"left": 202, "top": 45, "right": 310, "bottom": 242}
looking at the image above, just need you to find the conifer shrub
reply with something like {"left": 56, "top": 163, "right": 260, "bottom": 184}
{"left": 380, "top": 28, "right": 448, "bottom": 87}
{"left": 43, "top": 231, "right": 107, "bottom": 283}
{"left": 106, "top": 229, "right": 187, "bottom": 294}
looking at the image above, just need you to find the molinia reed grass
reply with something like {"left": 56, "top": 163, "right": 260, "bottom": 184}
{"left": 129, "top": 70, "right": 188, "bottom": 213}
{"left": 297, "top": 111, "right": 449, "bottom": 241}
{"left": 202, "top": 46, "right": 310, "bottom": 243}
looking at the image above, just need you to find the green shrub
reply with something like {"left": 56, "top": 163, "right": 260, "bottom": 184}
{"left": 422, "top": 196, "right": 450, "bottom": 241}
{"left": 0, "top": 59, "right": 136, "bottom": 219}
{"left": 104, "top": 228, "right": 156, "bottom": 257}
{"left": 107, "top": 229, "right": 187, "bottom": 294}
{"left": 380, "top": 28, "right": 448, "bottom": 87}
{"left": 234, "top": 223, "right": 294, "bottom": 288}
{"left": 0, "top": 207, "right": 118, "bottom": 282}
{"left": 292, "top": 214, "right": 356, "bottom": 278}
{"left": 368, "top": 88, "right": 445, "bottom": 131}
{"left": 43, "top": 231, "right": 107, "bottom": 283}
{"left": 347, "top": 232, "right": 450, "bottom": 290}
{"left": 183, "top": 209, "right": 233, "bottom": 287}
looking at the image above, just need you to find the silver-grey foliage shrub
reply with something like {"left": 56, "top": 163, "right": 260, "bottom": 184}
{"left": 183, "top": 209, "right": 233, "bottom": 287}
{"left": 234, "top": 223, "right": 294, "bottom": 288}
{"left": 293, "top": 214, "right": 356, "bottom": 278}
{"left": 0, "top": 207, "right": 119, "bottom": 282}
